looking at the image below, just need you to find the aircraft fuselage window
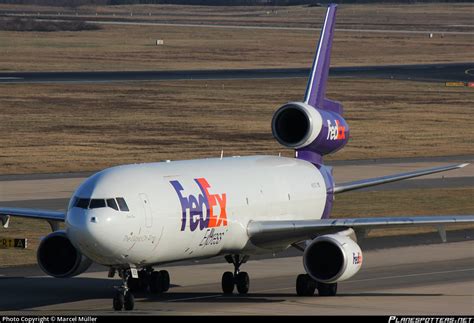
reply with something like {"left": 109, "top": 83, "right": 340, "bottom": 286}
{"left": 90, "top": 199, "right": 106, "bottom": 209}
{"left": 116, "top": 198, "right": 129, "bottom": 212}
{"left": 107, "top": 198, "right": 119, "bottom": 211}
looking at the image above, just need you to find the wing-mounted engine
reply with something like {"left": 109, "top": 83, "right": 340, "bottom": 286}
{"left": 37, "top": 230, "right": 92, "bottom": 278}
{"left": 272, "top": 102, "right": 349, "bottom": 158}
{"left": 303, "top": 232, "right": 362, "bottom": 283}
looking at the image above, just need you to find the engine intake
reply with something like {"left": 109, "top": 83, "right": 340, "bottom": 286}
{"left": 272, "top": 102, "right": 321, "bottom": 149}
{"left": 271, "top": 102, "right": 349, "bottom": 155}
{"left": 303, "top": 233, "right": 362, "bottom": 283}
{"left": 37, "top": 231, "right": 92, "bottom": 278}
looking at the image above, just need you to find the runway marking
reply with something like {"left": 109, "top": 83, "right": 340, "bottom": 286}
{"left": 255, "top": 268, "right": 474, "bottom": 293}
{"left": 345, "top": 267, "right": 474, "bottom": 283}
{"left": 465, "top": 68, "right": 474, "bottom": 76}
{"left": 24, "top": 17, "right": 474, "bottom": 35}
{"left": 166, "top": 294, "right": 222, "bottom": 302}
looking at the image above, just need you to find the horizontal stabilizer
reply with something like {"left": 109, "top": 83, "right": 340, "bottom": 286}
{"left": 334, "top": 163, "right": 468, "bottom": 194}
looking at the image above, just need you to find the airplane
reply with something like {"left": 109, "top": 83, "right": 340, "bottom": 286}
{"left": 1, "top": 4, "right": 473, "bottom": 311}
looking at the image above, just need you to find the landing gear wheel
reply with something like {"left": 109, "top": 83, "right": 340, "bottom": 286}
{"left": 113, "top": 291, "right": 124, "bottom": 311}
{"left": 160, "top": 270, "right": 170, "bottom": 292}
{"left": 296, "top": 274, "right": 316, "bottom": 296}
{"left": 127, "top": 276, "right": 140, "bottom": 293}
{"left": 127, "top": 270, "right": 149, "bottom": 292}
{"left": 317, "top": 282, "right": 337, "bottom": 296}
{"left": 124, "top": 290, "right": 135, "bottom": 310}
{"left": 138, "top": 269, "right": 150, "bottom": 291}
{"left": 150, "top": 271, "right": 164, "bottom": 294}
{"left": 236, "top": 272, "right": 249, "bottom": 294}
{"left": 222, "top": 271, "right": 235, "bottom": 294}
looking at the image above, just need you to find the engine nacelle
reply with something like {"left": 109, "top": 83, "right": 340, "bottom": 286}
{"left": 37, "top": 230, "right": 92, "bottom": 278}
{"left": 271, "top": 102, "right": 349, "bottom": 155}
{"left": 303, "top": 233, "right": 362, "bottom": 283}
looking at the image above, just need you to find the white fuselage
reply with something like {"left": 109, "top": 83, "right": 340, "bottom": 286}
{"left": 66, "top": 155, "right": 328, "bottom": 267}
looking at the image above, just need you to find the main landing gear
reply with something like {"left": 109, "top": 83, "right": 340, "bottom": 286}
{"left": 112, "top": 267, "right": 171, "bottom": 311}
{"left": 221, "top": 254, "right": 250, "bottom": 295}
{"left": 296, "top": 274, "right": 337, "bottom": 297}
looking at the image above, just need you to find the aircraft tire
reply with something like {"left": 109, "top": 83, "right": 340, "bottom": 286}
{"left": 150, "top": 271, "right": 164, "bottom": 294}
{"left": 113, "top": 291, "right": 124, "bottom": 311}
{"left": 124, "top": 290, "right": 135, "bottom": 311}
{"left": 160, "top": 270, "right": 170, "bottom": 292}
{"left": 222, "top": 271, "right": 235, "bottom": 294}
{"left": 296, "top": 274, "right": 316, "bottom": 296}
{"left": 236, "top": 272, "right": 250, "bottom": 294}
{"left": 317, "top": 282, "right": 337, "bottom": 296}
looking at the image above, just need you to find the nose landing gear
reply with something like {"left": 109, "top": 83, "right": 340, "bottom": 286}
{"left": 221, "top": 254, "right": 250, "bottom": 295}
{"left": 113, "top": 269, "right": 135, "bottom": 311}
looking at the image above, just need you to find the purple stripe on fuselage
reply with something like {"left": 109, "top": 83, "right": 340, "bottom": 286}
{"left": 316, "top": 164, "right": 335, "bottom": 219}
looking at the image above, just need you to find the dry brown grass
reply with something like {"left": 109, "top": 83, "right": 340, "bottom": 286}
{"left": 0, "top": 186, "right": 472, "bottom": 267}
{"left": 1, "top": 3, "right": 473, "bottom": 30}
{"left": 333, "top": 187, "right": 474, "bottom": 237}
{"left": 0, "top": 4, "right": 472, "bottom": 72}
{"left": 0, "top": 78, "right": 472, "bottom": 175}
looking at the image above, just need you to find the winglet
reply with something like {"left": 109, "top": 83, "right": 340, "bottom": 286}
{"left": 304, "top": 4, "right": 341, "bottom": 114}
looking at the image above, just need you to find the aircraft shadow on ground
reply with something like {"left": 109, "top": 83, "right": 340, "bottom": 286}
{"left": 0, "top": 277, "right": 117, "bottom": 310}
{"left": 139, "top": 291, "right": 443, "bottom": 304}
{"left": 0, "top": 276, "right": 450, "bottom": 310}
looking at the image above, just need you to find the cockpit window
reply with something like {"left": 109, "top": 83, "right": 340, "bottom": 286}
{"left": 72, "top": 196, "right": 127, "bottom": 211}
{"left": 107, "top": 198, "right": 119, "bottom": 211}
{"left": 75, "top": 198, "right": 90, "bottom": 209}
{"left": 116, "top": 197, "right": 129, "bottom": 212}
{"left": 89, "top": 199, "right": 106, "bottom": 209}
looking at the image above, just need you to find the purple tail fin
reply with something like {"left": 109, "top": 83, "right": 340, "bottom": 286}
{"left": 304, "top": 4, "right": 342, "bottom": 115}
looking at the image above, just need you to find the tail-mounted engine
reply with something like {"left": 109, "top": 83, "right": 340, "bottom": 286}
{"left": 303, "top": 233, "right": 362, "bottom": 283}
{"left": 37, "top": 230, "right": 92, "bottom": 278}
{"left": 272, "top": 102, "right": 349, "bottom": 158}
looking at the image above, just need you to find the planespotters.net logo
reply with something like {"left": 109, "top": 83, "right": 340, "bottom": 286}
{"left": 388, "top": 317, "right": 473, "bottom": 323}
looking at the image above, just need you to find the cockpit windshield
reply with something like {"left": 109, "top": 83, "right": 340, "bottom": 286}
{"left": 72, "top": 197, "right": 129, "bottom": 211}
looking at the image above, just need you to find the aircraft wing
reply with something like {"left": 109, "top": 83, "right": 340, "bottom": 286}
{"left": 333, "top": 163, "right": 468, "bottom": 194}
{"left": 247, "top": 215, "right": 474, "bottom": 247}
{"left": 0, "top": 207, "right": 65, "bottom": 229}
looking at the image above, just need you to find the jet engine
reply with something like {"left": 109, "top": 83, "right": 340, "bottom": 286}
{"left": 37, "top": 230, "right": 92, "bottom": 278}
{"left": 303, "top": 233, "right": 362, "bottom": 283}
{"left": 271, "top": 102, "right": 349, "bottom": 155}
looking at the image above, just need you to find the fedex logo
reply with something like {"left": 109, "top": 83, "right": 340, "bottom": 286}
{"left": 170, "top": 178, "right": 227, "bottom": 232}
{"left": 353, "top": 252, "right": 362, "bottom": 265}
{"left": 326, "top": 120, "right": 346, "bottom": 140}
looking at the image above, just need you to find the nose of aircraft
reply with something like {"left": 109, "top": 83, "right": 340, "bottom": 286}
{"left": 66, "top": 208, "right": 123, "bottom": 264}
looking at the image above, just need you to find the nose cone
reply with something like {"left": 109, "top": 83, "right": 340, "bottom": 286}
{"left": 67, "top": 208, "right": 123, "bottom": 265}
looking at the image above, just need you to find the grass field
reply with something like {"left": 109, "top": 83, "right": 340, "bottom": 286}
{"left": 1, "top": 3, "right": 473, "bottom": 30}
{"left": 1, "top": 186, "right": 472, "bottom": 267}
{"left": 0, "top": 78, "right": 472, "bottom": 174}
{"left": 0, "top": 4, "right": 472, "bottom": 72}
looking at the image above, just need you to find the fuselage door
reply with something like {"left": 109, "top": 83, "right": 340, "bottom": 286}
{"left": 139, "top": 193, "right": 153, "bottom": 228}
